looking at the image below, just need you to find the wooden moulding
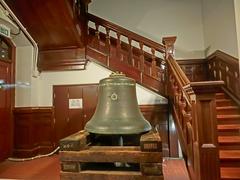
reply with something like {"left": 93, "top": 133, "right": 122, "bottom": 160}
{"left": 140, "top": 163, "right": 162, "bottom": 176}
{"left": 59, "top": 130, "right": 90, "bottom": 151}
{"left": 60, "top": 146, "right": 162, "bottom": 163}
{"left": 61, "top": 171, "right": 164, "bottom": 180}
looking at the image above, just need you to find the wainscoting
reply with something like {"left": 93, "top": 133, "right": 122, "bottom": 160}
{"left": 12, "top": 104, "right": 169, "bottom": 158}
{"left": 13, "top": 107, "right": 55, "bottom": 158}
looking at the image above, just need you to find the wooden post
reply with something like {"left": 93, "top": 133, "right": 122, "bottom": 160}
{"left": 187, "top": 81, "right": 224, "bottom": 180}
{"left": 162, "top": 36, "right": 177, "bottom": 59}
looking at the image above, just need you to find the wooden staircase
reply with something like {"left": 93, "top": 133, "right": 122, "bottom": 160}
{"left": 84, "top": 13, "right": 240, "bottom": 180}
{"left": 216, "top": 92, "right": 240, "bottom": 179}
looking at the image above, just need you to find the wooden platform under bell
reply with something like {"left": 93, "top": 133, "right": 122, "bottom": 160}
{"left": 59, "top": 130, "right": 163, "bottom": 180}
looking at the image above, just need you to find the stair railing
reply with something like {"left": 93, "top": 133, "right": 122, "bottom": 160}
{"left": 163, "top": 37, "right": 224, "bottom": 180}
{"left": 207, "top": 50, "right": 240, "bottom": 104}
{"left": 86, "top": 13, "right": 167, "bottom": 95}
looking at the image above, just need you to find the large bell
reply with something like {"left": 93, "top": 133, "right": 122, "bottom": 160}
{"left": 85, "top": 73, "right": 152, "bottom": 134}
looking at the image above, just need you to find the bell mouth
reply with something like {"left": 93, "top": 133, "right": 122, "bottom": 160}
{"left": 84, "top": 120, "right": 152, "bottom": 135}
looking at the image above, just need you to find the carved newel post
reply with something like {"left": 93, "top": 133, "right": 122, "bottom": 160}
{"left": 162, "top": 36, "right": 177, "bottom": 59}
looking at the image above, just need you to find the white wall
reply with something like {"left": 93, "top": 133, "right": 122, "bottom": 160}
{"left": 234, "top": 0, "right": 240, "bottom": 65}
{"left": 37, "top": 62, "right": 167, "bottom": 106}
{"left": 89, "top": 0, "right": 205, "bottom": 59}
{"left": 15, "top": 46, "right": 33, "bottom": 106}
{"left": 202, "top": 0, "right": 239, "bottom": 58}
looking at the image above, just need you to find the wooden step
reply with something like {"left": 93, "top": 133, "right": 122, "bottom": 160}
{"left": 217, "top": 115, "right": 240, "bottom": 125}
{"left": 218, "top": 124, "right": 240, "bottom": 136}
{"left": 216, "top": 99, "right": 235, "bottom": 107}
{"left": 218, "top": 136, "right": 240, "bottom": 150}
{"left": 217, "top": 106, "right": 240, "bottom": 115}
{"left": 219, "top": 136, "right": 240, "bottom": 144}
{"left": 216, "top": 93, "right": 228, "bottom": 100}
{"left": 221, "top": 167, "right": 240, "bottom": 179}
{"left": 220, "top": 150, "right": 240, "bottom": 167}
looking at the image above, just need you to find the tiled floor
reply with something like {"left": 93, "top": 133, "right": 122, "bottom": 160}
{"left": 0, "top": 154, "right": 60, "bottom": 180}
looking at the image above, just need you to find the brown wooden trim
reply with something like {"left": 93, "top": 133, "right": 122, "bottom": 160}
{"left": 13, "top": 107, "right": 55, "bottom": 158}
{"left": 38, "top": 48, "right": 88, "bottom": 71}
{"left": 13, "top": 107, "right": 53, "bottom": 113}
{"left": 139, "top": 104, "right": 169, "bottom": 156}
{"left": 177, "top": 59, "right": 208, "bottom": 82}
{"left": 177, "top": 58, "right": 207, "bottom": 65}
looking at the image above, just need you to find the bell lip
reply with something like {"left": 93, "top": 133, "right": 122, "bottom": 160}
{"left": 84, "top": 127, "right": 152, "bottom": 135}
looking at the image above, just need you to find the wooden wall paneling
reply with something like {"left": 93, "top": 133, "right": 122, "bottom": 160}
{"left": 38, "top": 48, "right": 87, "bottom": 71}
{"left": 82, "top": 85, "right": 98, "bottom": 126}
{"left": 53, "top": 84, "right": 98, "bottom": 144}
{"left": 53, "top": 86, "right": 69, "bottom": 142}
{"left": 68, "top": 86, "right": 84, "bottom": 135}
{"left": 13, "top": 107, "right": 54, "bottom": 158}
{"left": 139, "top": 104, "right": 169, "bottom": 156}
{"left": 168, "top": 109, "right": 180, "bottom": 157}
{"left": 177, "top": 59, "right": 208, "bottom": 82}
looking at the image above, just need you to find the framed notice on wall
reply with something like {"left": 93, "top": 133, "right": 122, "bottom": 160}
{"left": 69, "top": 99, "right": 83, "bottom": 109}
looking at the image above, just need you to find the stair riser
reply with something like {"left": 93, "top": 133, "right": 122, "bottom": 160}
{"left": 220, "top": 161, "right": 240, "bottom": 167}
{"left": 216, "top": 101, "right": 235, "bottom": 107}
{"left": 216, "top": 94, "right": 227, "bottom": 99}
{"left": 218, "top": 119, "right": 240, "bottom": 125}
{"left": 218, "top": 131, "right": 240, "bottom": 136}
{"left": 219, "top": 145, "right": 240, "bottom": 150}
{"left": 218, "top": 115, "right": 240, "bottom": 123}
{"left": 217, "top": 109, "right": 240, "bottom": 115}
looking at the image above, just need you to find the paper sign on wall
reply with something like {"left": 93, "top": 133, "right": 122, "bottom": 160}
{"left": 69, "top": 99, "right": 83, "bottom": 109}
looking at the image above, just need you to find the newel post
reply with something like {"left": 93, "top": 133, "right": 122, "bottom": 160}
{"left": 188, "top": 81, "right": 223, "bottom": 180}
{"left": 162, "top": 36, "right": 177, "bottom": 59}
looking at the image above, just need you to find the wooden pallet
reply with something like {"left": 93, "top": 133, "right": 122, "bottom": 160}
{"left": 59, "top": 130, "right": 163, "bottom": 180}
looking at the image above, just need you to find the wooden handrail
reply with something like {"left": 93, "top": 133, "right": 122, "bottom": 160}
{"left": 87, "top": 13, "right": 165, "bottom": 53}
{"left": 168, "top": 55, "right": 190, "bottom": 86}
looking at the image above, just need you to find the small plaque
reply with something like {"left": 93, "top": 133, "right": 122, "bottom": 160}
{"left": 69, "top": 98, "right": 83, "bottom": 109}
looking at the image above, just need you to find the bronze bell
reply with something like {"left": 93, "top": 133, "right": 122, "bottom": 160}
{"left": 85, "top": 72, "right": 152, "bottom": 134}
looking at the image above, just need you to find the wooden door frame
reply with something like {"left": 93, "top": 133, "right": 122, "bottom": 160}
{"left": 0, "top": 37, "right": 16, "bottom": 159}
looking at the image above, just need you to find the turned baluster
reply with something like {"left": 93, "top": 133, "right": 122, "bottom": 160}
{"left": 128, "top": 37, "right": 133, "bottom": 66}
{"left": 139, "top": 42, "right": 145, "bottom": 73}
{"left": 116, "top": 33, "right": 121, "bottom": 59}
{"left": 151, "top": 48, "right": 157, "bottom": 78}
{"left": 105, "top": 27, "right": 110, "bottom": 57}
{"left": 95, "top": 23, "right": 100, "bottom": 49}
